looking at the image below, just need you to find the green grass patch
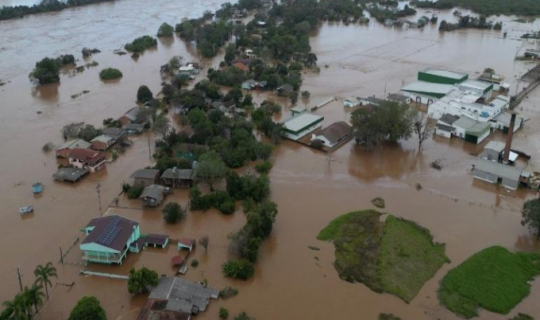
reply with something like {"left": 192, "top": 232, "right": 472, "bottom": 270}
{"left": 318, "top": 210, "right": 448, "bottom": 302}
{"left": 379, "top": 215, "right": 449, "bottom": 302}
{"left": 439, "top": 246, "right": 540, "bottom": 318}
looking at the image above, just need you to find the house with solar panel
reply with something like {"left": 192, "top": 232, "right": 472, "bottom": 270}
{"left": 80, "top": 215, "right": 142, "bottom": 265}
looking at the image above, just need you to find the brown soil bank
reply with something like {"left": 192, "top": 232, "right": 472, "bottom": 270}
{"left": 318, "top": 210, "right": 449, "bottom": 302}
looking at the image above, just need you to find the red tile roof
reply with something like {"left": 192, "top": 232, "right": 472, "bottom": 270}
{"left": 70, "top": 148, "right": 105, "bottom": 165}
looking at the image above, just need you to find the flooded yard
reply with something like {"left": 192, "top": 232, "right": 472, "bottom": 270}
{"left": 0, "top": 0, "right": 539, "bottom": 319}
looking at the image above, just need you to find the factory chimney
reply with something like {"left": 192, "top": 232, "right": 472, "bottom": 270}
{"left": 503, "top": 112, "right": 517, "bottom": 164}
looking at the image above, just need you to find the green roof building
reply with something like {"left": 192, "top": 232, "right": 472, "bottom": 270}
{"left": 418, "top": 68, "right": 468, "bottom": 85}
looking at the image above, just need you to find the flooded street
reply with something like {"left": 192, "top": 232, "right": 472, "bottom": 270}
{"left": 0, "top": 1, "right": 540, "bottom": 319}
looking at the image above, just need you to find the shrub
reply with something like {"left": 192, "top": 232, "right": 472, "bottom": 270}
{"left": 99, "top": 68, "right": 123, "bottom": 80}
{"left": 233, "top": 312, "right": 255, "bottom": 320}
{"left": 254, "top": 161, "right": 272, "bottom": 175}
{"left": 68, "top": 296, "right": 106, "bottom": 320}
{"left": 125, "top": 35, "right": 157, "bottom": 53}
{"left": 162, "top": 202, "right": 185, "bottom": 223}
{"left": 219, "top": 286, "right": 239, "bottom": 299}
{"left": 30, "top": 57, "right": 60, "bottom": 85}
{"left": 191, "top": 259, "right": 199, "bottom": 268}
{"left": 222, "top": 259, "right": 254, "bottom": 280}
{"left": 127, "top": 184, "right": 144, "bottom": 199}
{"left": 122, "top": 183, "right": 131, "bottom": 193}
{"left": 219, "top": 307, "right": 229, "bottom": 319}
{"left": 157, "top": 22, "right": 174, "bottom": 37}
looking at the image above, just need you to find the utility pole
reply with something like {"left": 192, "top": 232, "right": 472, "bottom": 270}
{"left": 17, "top": 266, "right": 23, "bottom": 292}
{"left": 96, "top": 183, "right": 102, "bottom": 213}
{"left": 59, "top": 247, "right": 64, "bottom": 264}
{"left": 147, "top": 132, "right": 152, "bottom": 161}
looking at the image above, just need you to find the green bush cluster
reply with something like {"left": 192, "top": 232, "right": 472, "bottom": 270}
{"left": 125, "top": 35, "right": 157, "bottom": 53}
{"left": 189, "top": 187, "right": 236, "bottom": 214}
{"left": 99, "top": 68, "right": 123, "bottom": 80}
{"left": 222, "top": 259, "right": 254, "bottom": 280}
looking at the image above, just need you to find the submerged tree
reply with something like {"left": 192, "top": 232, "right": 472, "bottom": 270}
{"left": 412, "top": 111, "right": 433, "bottom": 151}
{"left": 521, "top": 198, "right": 540, "bottom": 237}
{"left": 68, "top": 296, "right": 107, "bottom": 320}
{"left": 34, "top": 262, "right": 57, "bottom": 300}
{"left": 128, "top": 267, "right": 158, "bottom": 294}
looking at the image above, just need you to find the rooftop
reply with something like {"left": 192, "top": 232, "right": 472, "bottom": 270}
{"left": 421, "top": 68, "right": 468, "bottom": 80}
{"left": 283, "top": 113, "right": 324, "bottom": 133}
{"left": 148, "top": 277, "right": 219, "bottom": 314}
{"left": 102, "top": 127, "right": 125, "bottom": 140}
{"left": 315, "top": 121, "right": 351, "bottom": 145}
{"left": 453, "top": 116, "right": 477, "bottom": 130}
{"left": 459, "top": 80, "right": 493, "bottom": 92}
{"left": 484, "top": 141, "right": 506, "bottom": 153}
{"left": 69, "top": 148, "right": 105, "bottom": 164}
{"left": 473, "top": 159, "right": 523, "bottom": 181}
{"left": 82, "top": 215, "right": 139, "bottom": 252}
{"left": 130, "top": 169, "right": 160, "bottom": 180}
{"left": 439, "top": 113, "right": 460, "bottom": 125}
{"left": 53, "top": 167, "right": 89, "bottom": 182}
{"left": 124, "top": 107, "right": 141, "bottom": 121}
{"left": 161, "top": 168, "right": 193, "bottom": 180}
{"left": 401, "top": 81, "right": 455, "bottom": 96}
{"left": 57, "top": 139, "right": 91, "bottom": 151}
{"left": 91, "top": 135, "right": 114, "bottom": 144}
{"left": 140, "top": 185, "right": 164, "bottom": 201}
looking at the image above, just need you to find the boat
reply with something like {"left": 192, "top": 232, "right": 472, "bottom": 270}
{"left": 19, "top": 205, "right": 34, "bottom": 215}
{"left": 32, "top": 183, "right": 43, "bottom": 194}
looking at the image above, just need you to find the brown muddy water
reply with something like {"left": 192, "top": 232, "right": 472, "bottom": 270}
{"left": 1, "top": 1, "right": 540, "bottom": 319}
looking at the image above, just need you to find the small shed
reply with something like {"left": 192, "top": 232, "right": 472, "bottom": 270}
{"left": 311, "top": 121, "right": 352, "bottom": 148}
{"left": 130, "top": 169, "right": 160, "bottom": 187}
{"left": 161, "top": 168, "right": 194, "bottom": 188}
{"left": 481, "top": 141, "right": 505, "bottom": 162}
{"left": 120, "top": 107, "right": 142, "bottom": 125}
{"left": 178, "top": 238, "right": 195, "bottom": 252}
{"left": 139, "top": 185, "right": 165, "bottom": 208}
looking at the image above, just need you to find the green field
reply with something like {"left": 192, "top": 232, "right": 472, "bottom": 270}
{"left": 439, "top": 246, "right": 540, "bottom": 318}
{"left": 318, "top": 210, "right": 448, "bottom": 302}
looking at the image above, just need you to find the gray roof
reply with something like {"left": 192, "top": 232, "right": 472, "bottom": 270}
{"left": 362, "top": 96, "right": 385, "bottom": 105}
{"left": 53, "top": 167, "right": 89, "bottom": 182}
{"left": 494, "top": 112, "right": 523, "bottom": 128}
{"left": 484, "top": 141, "right": 506, "bottom": 153}
{"left": 436, "top": 123, "right": 453, "bottom": 132}
{"left": 401, "top": 81, "right": 455, "bottom": 95}
{"left": 140, "top": 185, "right": 164, "bottom": 202}
{"left": 473, "top": 159, "right": 523, "bottom": 181}
{"left": 102, "top": 128, "right": 125, "bottom": 140}
{"left": 315, "top": 121, "right": 351, "bottom": 145}
{"left": 57, "top": 139, "right": 91, "bottom": 151}
{"left": 131, "top": 169, "right": 160, "bottom": 180}
{"left": 453, "top": 116, "right": 477, "bottom": 130}
{"left": 91, "top": 135, "right": 114, "bottom": 144}
{"left": 421, "top": 68, "right": 468, "bottom": 80}
{"left": 149, "top": 277, "right": 219, "bottom": 314}
{"left": 439, "top": 113, "right": 460, "bottom": 125}
{"left": 161, "top": 168, "right": 193, "bottom": 180}
{"left": 124, "top": 107, "right": 141, "bottom": 121}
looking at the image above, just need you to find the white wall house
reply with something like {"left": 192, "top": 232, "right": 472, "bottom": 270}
{"left": 282, "top": 113, "right": 324, "bottom": 141}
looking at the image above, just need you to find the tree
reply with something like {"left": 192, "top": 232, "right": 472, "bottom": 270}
{"left": 351, "top": 101, "right": 414, "bottom": 151}
{"left": 162, "top": 202, "right": 185, "bottom": 223}
{"left": 157, "top": 22, "right": 174, "bottom": 37}
{"left": 412, "top": 111, "right": 433, "bottom": 151}
{"left": 26, "top": 284, "right": 45, "bottom": 314}
{"left": 2, "top": 293, "right": 32, "bottom": 320}
{"left": 68, "top": 296, "right": 106, "bottom": 320}
{"left": 99, "top": 68, "right": 123, "bottom": 80}
{"left": 78, "top": 124, "right": 102, "bottom": 142}
{"left": 137, "top": 85, "right": 153, "bottom": 103}
{"left": 34, "top": 262, "right": 57, "bottom": 300}
{"left": 234, "top": 312, "right": 255, "bottom": 320}
{"left": 152, "top": 115, "right": 171, "bottom": 140}
{"left": 128, "top": 267, "right": 159, "bottom": 294}
{"left": 195, "top": 151, "right": 228, "bottom": 189}
{"left": 199, "top": 235, "right": 209, "bottom": 251}
{"left": 30, "top": 57, "right": 60, "bottom": 85}
{"left": 521, "top": 198, "right": 540, "bottom": 237}
{"left": 301, "top": 90, "right": 310, "bottom": 106}
{"left": 222, "top": 259, "right": 254, "bottom": 280}
{"left": 61, "top": 122, "right": 85, "bottom": 140}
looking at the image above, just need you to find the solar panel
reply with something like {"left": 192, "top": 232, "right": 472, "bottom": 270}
{"left": 97, "top": 216, "right": 123, "bottom": 246}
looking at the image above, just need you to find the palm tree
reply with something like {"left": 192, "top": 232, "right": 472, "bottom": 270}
{"left": 25, "top": 284, "right": 45, "bottom": 314}
{"left": 34, "top": 262, "right": 57, "bottom": 300}
{"left": 2, "top": 293, "right": 32, "bottom": 320}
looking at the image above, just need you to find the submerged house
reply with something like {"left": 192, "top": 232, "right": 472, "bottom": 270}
{"left": 310, "top": 121, "right": 352, "bottom": 148}
{"left": 56, "top": 139, "right": 91, "bottom": 158}
{"left": 435, "top": 113, "right": 460, "bottom": 138}
{"left": 136, "top": 277, "right": 219, "bottom": 320}
{"left": 140, "top": 185, "right": 165, "bottom": 208}
{"left": 130, "top": 169, "right": 160, "bottom": 187}
{"left": 120, "top": 107, "right": 142, "bottom": 126}
{"left": 452, "top": 116, "right": 491, "bottom": 144}
{"left": 161, "top": 168, "right": 194, "bottom": 188}
{"left": 68, "top": 148, "right": 106, "bottom": 173}
{"left": 53, "top": 167, "right": 89, "bottom": 183}
{"left": 91, "top": 135, "right": 115, "bottom": 151}
{"left": 471, "top": 159, "right": 526, "bottom": 190}
{"left": 282, "top": 112, "right": 324, "bottom": 141}
{"left": 80, "top": 215, "right": 141, "bottom": 265}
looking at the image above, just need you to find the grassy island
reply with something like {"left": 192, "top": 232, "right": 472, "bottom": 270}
{"left": 99, "top": 68, "right": 123, "bottom": 80}
{"left": 439, "top": 246, "right": 540, "bottom": 318}
{"left": 318, "top": 210, "right": 448, "bottom": 303}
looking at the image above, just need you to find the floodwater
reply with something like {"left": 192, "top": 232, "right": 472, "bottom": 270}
{"left": 0, "top": 1, "right": 540, "bottom": 320}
